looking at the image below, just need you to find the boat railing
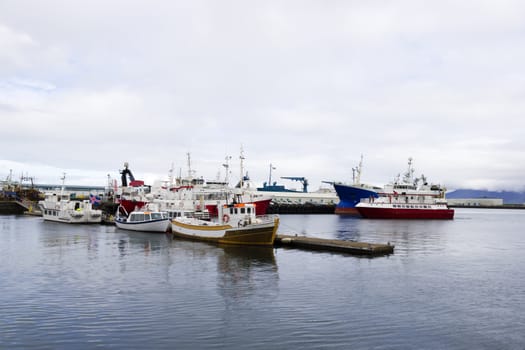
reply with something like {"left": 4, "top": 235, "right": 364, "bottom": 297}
{"left": 256, "top": 214, "right": 279, "bottom": 223}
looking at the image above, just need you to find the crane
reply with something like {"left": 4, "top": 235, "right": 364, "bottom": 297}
{"left": 280, "top": 177, "right": 309, "bottom": 193}
{"left": 120, "top": 162, "right": 135, "bottom": 187}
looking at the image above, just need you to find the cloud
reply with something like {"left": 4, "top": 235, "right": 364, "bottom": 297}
{"left": 1, "top": 0, "right": 525, "bottom": 192}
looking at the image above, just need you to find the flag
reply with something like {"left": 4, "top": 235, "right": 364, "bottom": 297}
{"left": 90, "top": 194, "right": 101, "bottom": 206}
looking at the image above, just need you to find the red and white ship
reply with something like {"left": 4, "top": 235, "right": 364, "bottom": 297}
{"left": 355, "top": 158, "right": 454, "bottom": 220}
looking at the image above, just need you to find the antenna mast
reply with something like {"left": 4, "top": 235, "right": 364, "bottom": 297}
{"left": 239, "top": 146, "right": 245, "bottom": 188}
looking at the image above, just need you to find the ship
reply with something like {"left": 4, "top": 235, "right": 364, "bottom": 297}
{"left": 355, "top": 158, "right": 454, "bottom": 220}
{"left": 117, "top": 155, "right": 272, "bottom": 218}
{"left": 330, "top": 156, "right": 381, "bottom": 215}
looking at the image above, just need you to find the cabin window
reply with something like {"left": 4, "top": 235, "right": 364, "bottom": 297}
{"left": 240, "top": 208, "right": 245, "bottom": 214}
{"left": 151, "top": 213, "right": 162, "bottom": 220}
{"left": 132, "top": 213, "right": 145, "bottom": 222}
{"left": 247, "top": 207, "right": 251, "bottom": 214}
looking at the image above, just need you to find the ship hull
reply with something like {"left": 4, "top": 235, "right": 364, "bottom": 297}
{"left": 115, "top": 218, "right": 171, "bottom": 232}
{"left": 171, "top": 218, "right": 279, "bottom": 246}
{"left": 356, "top": 206, "right": 454, "bottom": 220}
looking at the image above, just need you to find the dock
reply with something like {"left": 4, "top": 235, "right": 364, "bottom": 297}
{"left": 274, "top": 234, "right": 394, "bottom": 256}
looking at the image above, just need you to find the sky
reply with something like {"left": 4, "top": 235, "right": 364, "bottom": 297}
{"left": 1, "top": 0, "right": 525, "bottom": 192}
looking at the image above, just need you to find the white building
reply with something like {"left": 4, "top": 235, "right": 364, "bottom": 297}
{"left": 447, "top": 198, "right": 503, "bottom": 206}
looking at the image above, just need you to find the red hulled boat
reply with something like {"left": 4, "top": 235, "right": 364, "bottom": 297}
{"left": 355, "top": 158, "right": 454, "bottom": 220}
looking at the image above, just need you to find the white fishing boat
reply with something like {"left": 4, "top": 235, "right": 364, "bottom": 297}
{"left": 38, "top": 174, "right": 102, "bottom": 224}
{"left": 115, "top": 205, "right": 171, "bottom": 232}
{"left": 171, "top": 202, "right": 279, "bottom": 246}
{"left": 116, "top": 157, "right": 272, "bottom": 218}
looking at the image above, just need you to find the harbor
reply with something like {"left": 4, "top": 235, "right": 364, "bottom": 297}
{"left": 2, "top": 208, "right": 524, "bottom": 349}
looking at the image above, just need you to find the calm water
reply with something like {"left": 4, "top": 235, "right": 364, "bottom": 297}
{"left": 1, "top": 209, "right": 525, "bottom": 349}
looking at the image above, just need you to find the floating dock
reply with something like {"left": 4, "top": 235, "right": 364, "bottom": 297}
{"left": 274, "top": 234, "right": 394, "bottom": 256}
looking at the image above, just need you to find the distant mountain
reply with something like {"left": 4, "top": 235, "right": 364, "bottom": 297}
{"left": 447, "top": 189, "right": 525, "bottom": 204}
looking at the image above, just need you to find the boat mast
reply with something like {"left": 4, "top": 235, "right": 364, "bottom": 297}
{"left": 239, "top": 146, "right": 245, "bottom": 188}
{"left": 168, "top": 162, "right": 174, "bottom": 187}
{"left": 186, "top": 153, "right": 192, "bottom": 180}
{"left": 353, "top": 155, "right": 363, "bottom": 185}
{"left": 60, "top": 172, "right": 66, "bottom": 196}
{"left": 404, "top": 157, "right": 414, "bottom": 184}
{"left": 268, "top": 163, "right": 276, "bottom": 186}
{"left": 222, "top": 155, "right": 232, "bottom": 185}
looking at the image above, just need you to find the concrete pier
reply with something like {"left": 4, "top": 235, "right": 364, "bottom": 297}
{"left": 274, "top": 234, "right": 394, "bottom": 256}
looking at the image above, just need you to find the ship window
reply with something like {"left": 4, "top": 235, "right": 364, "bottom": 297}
{"left": 132, "top": 213, "right": 145, "bottom": 222}
{"left": 151, "top": 212, "right": 162, "bottom": 220}
{"left": 241, "top": 208, "right": 245, "bottom": 214}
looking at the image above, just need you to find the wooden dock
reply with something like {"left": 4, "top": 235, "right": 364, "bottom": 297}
{"left": 274, "top": 234, "right": 394, "bottom": 256}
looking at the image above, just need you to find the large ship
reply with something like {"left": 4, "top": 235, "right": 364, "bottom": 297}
{"left": 331, "top": 156, "right": 381, "bottom": 215}
{"left": 355, "top": 158, "right": 454, "bottom": 220}
{"left": 242, "top": 172, "right": 339, "bottom": 206}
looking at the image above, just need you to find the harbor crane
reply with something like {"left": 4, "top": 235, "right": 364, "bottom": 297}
{"left": 280, "top": 176, "right": 309, "bottom": 193}
{"left": 120, "top": 162, "right": 135, "bottom": 187}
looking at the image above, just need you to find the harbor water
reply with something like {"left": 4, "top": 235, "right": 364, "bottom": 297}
{"left": 1, "top": 209, "right": 525, "bottom": 349}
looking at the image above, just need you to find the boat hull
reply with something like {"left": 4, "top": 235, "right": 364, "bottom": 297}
{"left": 356, "top": 206, "right": 454, "bottom": 220}
{"left": 115, "top": 218, "right": 171, "bottom": 232}
{"left": 39, "top": 205, "right": 102, "bottom": 224}
{"left": 118, "top": 199, "right": 147, "bottom": 214}
{"left": 41, "top": 213, "right": 102, "bottom": 224}
{"left": 171, "top": 218, "right": 279, "bottom": 246}
{"left": 333, "top": 183, "right": 378, "bottom": 215}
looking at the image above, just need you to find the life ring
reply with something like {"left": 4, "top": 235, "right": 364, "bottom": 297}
{"left": 223, "top": 214, "right": 230, "bottom": 223}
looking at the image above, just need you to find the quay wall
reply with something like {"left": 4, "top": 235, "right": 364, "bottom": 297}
{"left": 266, "top": 203, "right": 336, "bottom": 214}
{"left": 0, "top": 201, "right": 26, "bottom": 215}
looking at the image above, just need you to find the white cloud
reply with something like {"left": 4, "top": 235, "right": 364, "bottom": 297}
{"left": 1, "top": 0, "right": 525, "bottom": 192}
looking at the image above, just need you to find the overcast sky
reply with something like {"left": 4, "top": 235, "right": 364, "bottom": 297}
{"left": 1, "top": 0, "right": 524, "bottom": 191}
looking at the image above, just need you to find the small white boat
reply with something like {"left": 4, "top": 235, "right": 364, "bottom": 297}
{"left": 39, "top": 192, "right": 102, "bottom": 224}
{"left": 171, "top": 202, "right": 279, "bottom": 246}
{"left": 115, "top": 205, "right": 171, "bottom": 233}
{"left": 38, "top": 174, "right": 103, "bottom": 224}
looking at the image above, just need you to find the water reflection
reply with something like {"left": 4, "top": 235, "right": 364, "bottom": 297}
{"left": 217, "top": 245, "right": 278, "bottom": 299}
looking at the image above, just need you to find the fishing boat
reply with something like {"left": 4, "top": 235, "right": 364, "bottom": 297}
{"left": 115, "top": 205, "right": 171, "bottom": 232}
{"left": 116, "top": 158, "right": 272, "bottom": 217}
{"left": 355, "top": 158, "right": 454, "bottom": 220}
{"left": 171, "top": 202, "right": 279, "bottom": 246}
{"left": 356, "top": 196, "right": 454, "bottom": 219}
{"left": 38, "top": 174, "right": 102, "bottom": 224}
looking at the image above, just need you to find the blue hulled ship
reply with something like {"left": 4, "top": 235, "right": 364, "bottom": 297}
{"left": 330, "top": 156, "right": 380, "bottom": 215}
{"left": 332, "top": 182, "right": 378, "bottom": 214}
